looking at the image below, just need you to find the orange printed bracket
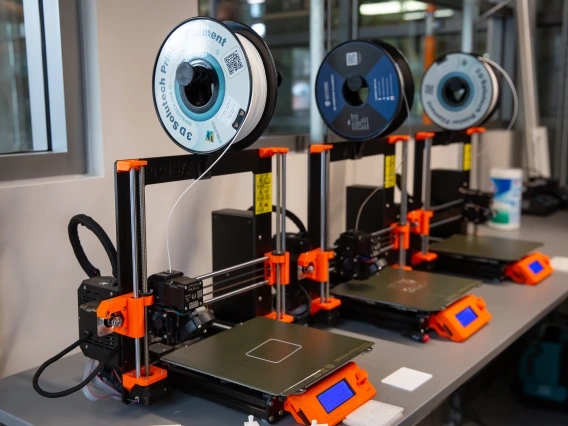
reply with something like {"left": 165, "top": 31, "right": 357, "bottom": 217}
{"left": 407, "top": 209, "right": 434, "bottom": 236}
{"left": 415, "top": 131, "right": 436, "bottom": 141}
{"left": 391, "top": 223, "right": 410, "bottom": 251}
{"left": 387, "top": 135, "right": 411, "bottom": 144}
{"left": 466, "top": 127, "right": 486, "bottom": 136}
{"left": 259, "top": 147, "right": 289, "bottom": 158}
{"left": 265, "top": 312, "right": 295, "bottom": 323}
{"left": 96, "top": 292, "right": 154, "bottom": 339}
{"left": 116, "top": 160, "right": 148, "bottom": 172}
{"left": 310, "top": 297, "right": 342, "bottom": 316}
{"left": 391, "top": 264, "right": 412, "bottom": 271}
{"left": 411, "top": 251, "right": 438, "bottom": 266}
{"left": 505, "top": 252, "right": 553, "bottom": 285}
{"left": 297, "top": 248, "right": 334, "bottom": 283}
{"left": 122, "top": 365, "right": 168, "bottom": 391}
{"left": 428, "top": 295, "right": 491, "bottom": 342}
{"left": 285, "top": 362, "right": 376, "bottom": 426}
{"left": 264, "top": 252, "right": 290, "bottom": 286}
{"left": 310, "top": 144, "right": 333, "bottom": 154}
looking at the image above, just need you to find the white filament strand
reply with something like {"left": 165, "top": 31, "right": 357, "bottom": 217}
{"left": 166, "top": 34, "right": 268, "bottom": 273}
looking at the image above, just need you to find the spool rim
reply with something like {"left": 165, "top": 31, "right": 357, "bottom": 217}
{"left": 224, "top": 21, "right": 278, "bottom": 152}
{"left": 152, "top": 17, "right": 253, "bottom": 154}
{"left": 315, "top": 39, "right": 413, "bottom": 141}
{"left": 373, "top": 40, "right": 414, "bottom": 137}
{"left": 480, "top": 59, "right": 501, "bottom": 123}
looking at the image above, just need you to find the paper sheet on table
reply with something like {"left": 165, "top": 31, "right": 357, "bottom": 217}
{"left": 381, "top": 367, "right": 432, "bottom": 391}
{"left": 551, "top": 256, "right": 568, "bottom": 273}
{"left": 343, "top": 400, "right": 404, "bottom": 426}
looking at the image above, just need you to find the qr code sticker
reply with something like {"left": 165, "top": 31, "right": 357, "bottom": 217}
{"left": 346, "top": 52, "right": 358, "bottom": 66}
{"left": 424, "top": 84, "right": 434, "bottom": 95}
{"left": 224, "top": 49, "right": 245, "bottom": 77}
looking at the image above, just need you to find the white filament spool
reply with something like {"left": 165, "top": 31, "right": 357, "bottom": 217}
{"left": 235, "top": 34, "right": 267, "bottom": 143}
{"left": 152, "top": 18, "right": 272, "bottom": 154}
{"left": 420, "top": 52, "right": 500, "bottom": 131}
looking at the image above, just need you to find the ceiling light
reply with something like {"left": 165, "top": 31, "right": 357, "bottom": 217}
{"left": 402, "top": 8, "right": 455, "bottom": 20}
{"left": 360, "top": 1, "right": 427, "bottom": 16}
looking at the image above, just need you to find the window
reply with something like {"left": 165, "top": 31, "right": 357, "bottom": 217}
{"left": 200, "top": 0, "right": 312, "bottom": 135}
{"left": 0, "top": 0, "right": 86, "bottom": 181}
{"left": 199, "top": 0, "right": 511, "bottom": 140}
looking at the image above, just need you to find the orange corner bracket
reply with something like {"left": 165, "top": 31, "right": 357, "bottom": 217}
{"left": 387, "top": 135, "right": 411, "bottom": 144}
{"left": 116, "top": 160, "right": 148, "bottom": 172}
{"left": 309, "top": 144, "right": 333, "bottom": 154}
{"left": 259, "top": 147, "right": 289, "bottom": 158}
{"left": 466, "top": 127, "right": 487, "bottom": 136}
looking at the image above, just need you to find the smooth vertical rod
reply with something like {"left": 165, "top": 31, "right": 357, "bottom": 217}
{"left": 281, "top": 153, "right": 287, "bottom": 253}
{"left": 399, "top": 141, "right": 409, "bottom": 268}
{"left": 139, "top": 166, "right": 150, "bottom": 377}
{"left": 281, "top": 154, "right": 287, "bottom": 317}
{"left": 276, "top": 263, "right": 281, "bottom": 320}
{"left": 324, "top": 150, "right": 331, "bottom": 302}
{"left": 129, "top": 168, "right": 141, "bottom": 379}
{"left": 320, "top": 152, "right": 326, "bottom": 251}
{"left": 421, "top": 138, "right": 432, "bottom": 256}
{"left": 276, "top": 154, "right": 282, "bottom": 254}
{"left": 275, "top": 153, "right": 282, "bottom": 319}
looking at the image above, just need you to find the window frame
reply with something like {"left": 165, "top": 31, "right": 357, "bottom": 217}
{"left": 0, "top": 0, "right": 86, "bottom": 182}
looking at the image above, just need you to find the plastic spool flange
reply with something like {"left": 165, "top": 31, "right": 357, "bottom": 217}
{"left": 420, "top": 52, "right": 500, "bottom": 132}
{"left": 315, "top": 40, "right": 414, "bottom": 141}
{"left": 152, "top": 17, "right": 278, "bottom": 154}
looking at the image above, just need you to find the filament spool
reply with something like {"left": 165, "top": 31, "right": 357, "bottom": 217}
{"left": 315, "top": 40, "right": 415, "bottom": 141}
{"left": 420, "top": 52, "right": 500, "bottom": 131}
{"left": 152, "top": 17, "right": 278, "bottom": 154}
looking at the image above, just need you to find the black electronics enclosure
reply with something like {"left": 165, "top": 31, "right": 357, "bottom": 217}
{"left": 346, "top": 185, "right": 395, "bottom": 233}
{"left": 212, "top": 209, "right": 272, "bottom": 323}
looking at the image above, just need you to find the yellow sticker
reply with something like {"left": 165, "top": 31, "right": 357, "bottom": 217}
{"left": 384, "top": 155, "right": 396, "bottom": 189}
{"left": 463, "top": 143, "right": 472, "bottom": 171}
{"left": 255, "top": 173, "right": 272, "bottom": 215}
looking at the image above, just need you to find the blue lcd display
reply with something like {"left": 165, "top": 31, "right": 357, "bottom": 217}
{"left": 529, "top": 260, "right": 544, "bottom": 274}
{"left": 455, "top": 307, "right": 478, "bottom": 328}
{"left": 316, "top": 380, "right": 355, "bottom": 413}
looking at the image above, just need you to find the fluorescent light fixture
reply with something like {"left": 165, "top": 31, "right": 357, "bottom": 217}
{"left": 247, "top": 0, "right": 265, "bottom": 4}
{"left": 360, "top": 1, "right": 427, "bottom": 16}
{"left": 402, "top": 8, "right": 455, "bottom": 20}
{"left": 434, "top": 9, "right": 455, "bottom": 18}
{"left": 251, "top": 22, "right": 266, "bottom": 37}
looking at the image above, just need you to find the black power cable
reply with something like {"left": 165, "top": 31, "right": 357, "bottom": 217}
{"left": 68, "top": 214, "right": 118, "bottom": 278}
{"left": 32, "top": 333, "right": 120, "bottom": 398}
{"left": 247, "top": 205, "right": 307, "bottom": 234}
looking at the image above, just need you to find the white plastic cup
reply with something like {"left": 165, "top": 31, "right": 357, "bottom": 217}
{"left": 488, "top": 167, "right": 523, "bottom": 230}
